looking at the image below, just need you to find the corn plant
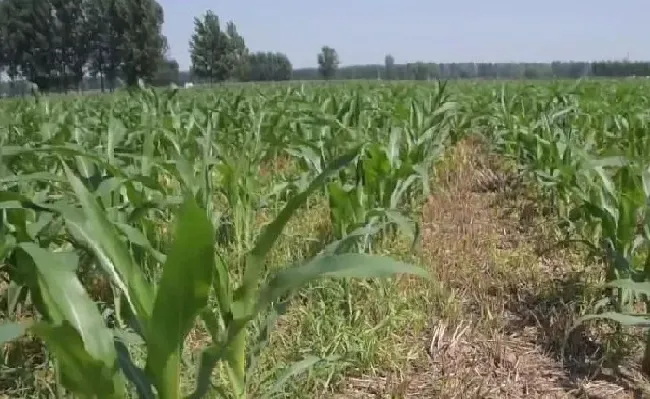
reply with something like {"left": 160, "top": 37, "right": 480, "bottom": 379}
{"left": 477, "top": 79, "right": 650, "bottom": 376}
{"left": 0, "top": 83, "right": 437, "bottom": 398}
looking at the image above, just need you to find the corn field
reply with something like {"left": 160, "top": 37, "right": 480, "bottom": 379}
{"left": 1, "top": 79, "right": 650, "bottom": 398}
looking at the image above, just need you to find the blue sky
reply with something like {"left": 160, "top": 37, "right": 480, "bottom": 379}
{"left": 159, "top": 0, "right": 646, "bottom": 70}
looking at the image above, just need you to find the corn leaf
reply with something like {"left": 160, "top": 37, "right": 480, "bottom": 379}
{"left": 62, "top": 163, "right": 154, "bottom": 329}
{"left": 257, "top": 253, "right": 429, "bottom": 312}
{"left": 18, "top": 243, "right": 116, "bottom": 367}
{"left": 31, "top": 322, "right": 124, "bottom": 398}
{"left": 145, "top": 195, "right": 215, "bottom": 397}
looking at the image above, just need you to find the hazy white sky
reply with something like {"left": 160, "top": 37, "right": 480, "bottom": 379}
{"left": 160, "top": 0, "right": 642, "bottom": 70}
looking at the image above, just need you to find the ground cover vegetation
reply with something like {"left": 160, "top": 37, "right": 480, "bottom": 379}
{"left": 4, "top": 77, "right": 650, "bottom": 398}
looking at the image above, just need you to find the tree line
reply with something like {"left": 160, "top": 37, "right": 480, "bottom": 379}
{"left": 0, "top": 0, "right": 170, "bottom": 92}
{"left": 1, "top": 2, "right": 650, "bottom": 96}
{"left": 296, "top": 56, "right": 650, "bottom": 80}
{"left": 0, "top": 2, "right": 296, "bottom": 94}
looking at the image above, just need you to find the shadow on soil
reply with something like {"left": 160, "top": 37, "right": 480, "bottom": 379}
{"left": 494, "top": 198, "right": 649, "bottom": 398}
{"left": 470, "top": 156, "right": 648, "bottom": 397}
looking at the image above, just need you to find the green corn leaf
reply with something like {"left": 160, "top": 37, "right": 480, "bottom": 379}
{"left": 115, "top": 340, "right": 155, "bottom": 399}
{"left": 5, "top": 281, "right": 26, "bottom": 317}
{"left": 256, "top": 253, "right": 429, "bottom": 313}
{"left": 187, "top": 346, "right": 228, "bottom": 399}
{"left": 188, "top": 318, "right": 251, "bottom": 399}
{"left": 382, "top": 208, "right": 419, "bottom": 243}
{"left": 0, "top": 172, "right": 67, "bottom": 185}
{"left": 586, "top": 156, "right": 629, "bottom": 169}
{"left": 20, "top": 242, "right": 116, "bottom": 367}
{"left": 62, "top": 163, "right": 154, "bottom": 330}
{"left": 115, "top": 222, "right": 167, "bottom": 264}
{"left": 237, "top": 146, "right": 362, "bottom": 317}
{"left": 642, "top": 166, "right": 650, "bottom": 198}
{"left": 606, "top": 279, "right": 650, "bottom": 297}
{"left": 261, "top": 355, "right": 339, "bottom": 399}
{"left": 321, "top": 223, "right": 386, "bottom": 255}
{"left": 1, "top": 144, "right": 123, "bottom": 177}
{"left": 145, "top": 195, "right": 215, "bottom": 398}
{"left": 19, "top": 243, "right": 116, "bottom": 368}
{"left": 31, "top": 322, "right": 124, "bottom": 398}
{"left": 571, "top": 313, "right": 650, "bottom": 332}
{"left": 212, "top": 250, "right": 232, "bottom": 327}
{"left": 107, "top": 115, "right": 127, "bottom": 165}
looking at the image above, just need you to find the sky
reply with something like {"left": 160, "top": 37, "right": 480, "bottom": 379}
{"left": 159, "top": 0, "right": 647, "bottom": 70}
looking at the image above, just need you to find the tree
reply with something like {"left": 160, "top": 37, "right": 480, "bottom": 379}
{"left": 152, "top": 57, "right": 179, "bottom": 86}
{"left": 85, "top": 0, "right": 127, "bottom": 92}
{"left": 19, "top": 0, "right": 60, "bottom": 90}
{"left": 384, "top": 54, "right": 395, "bottom": 80}
{"left": 248, "top": 52, "right": 292, "bottom": 81}
{"left": 0, "top": 1, "right": 37, "bottom": 92}
{"left": 189, "top": 10, "right": 231, "bottom": 83}
{"left": 317, "top": 46, "right": 339, "bottom": 80}
{"left": 0, "top": 7, "right": 6, "bottom": 76}
{"left": 85, "top": 0, "right": 111, "bottom": 91}
{"left": 0, "top": 0, "right": 93, "bottom": 92}
{"left": 0, "top": 0, "right": 207, "bottom": 95}
{"left": 120, "top": 0, "right": 167, "bottom": 87}
{"left": 270, "top": 52, "right": 292, "bottom": 81}
{"left": 51, "top": 0, "right": 90, "bottom": 91}
{"left": 224, "top": 21, "right": 249, "bottom": 81}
